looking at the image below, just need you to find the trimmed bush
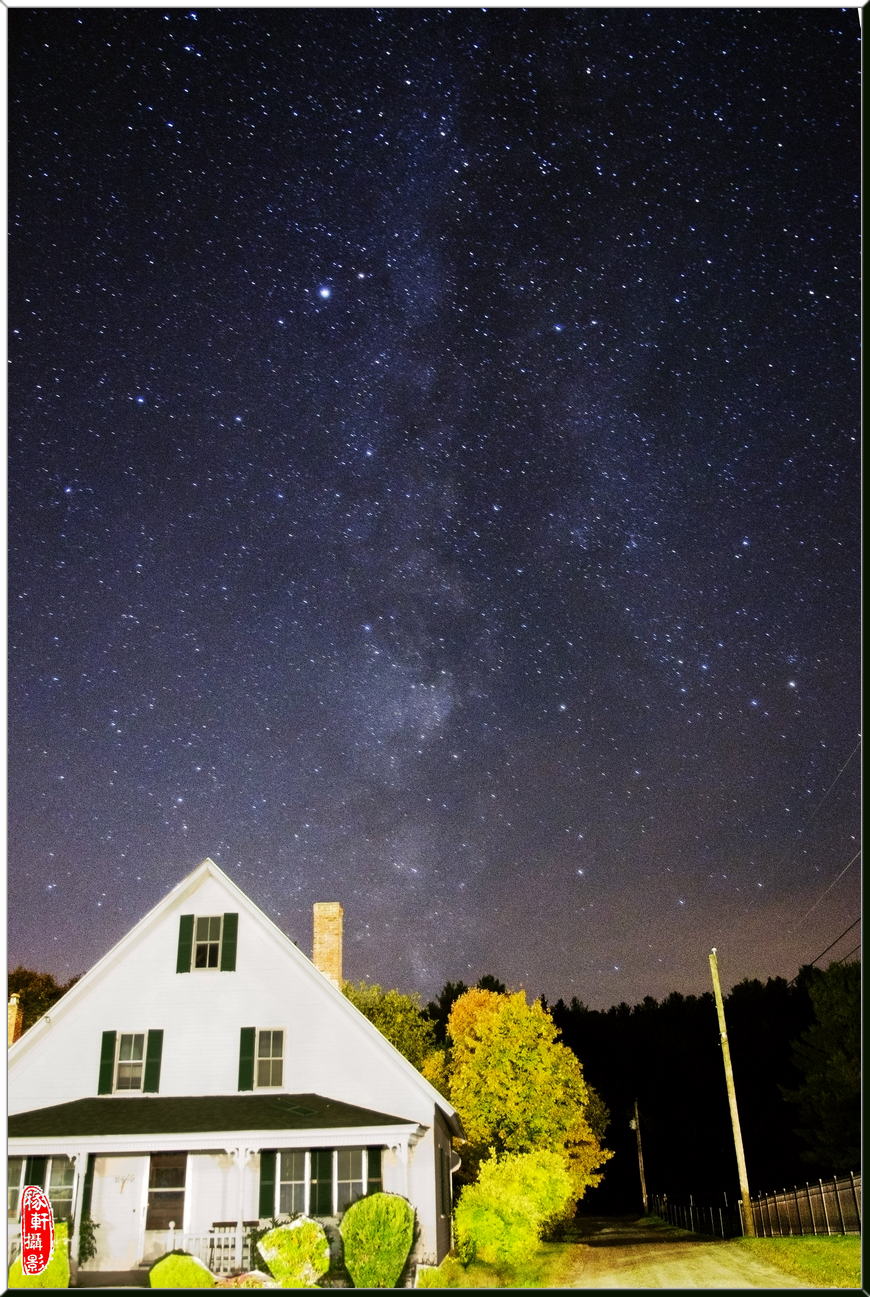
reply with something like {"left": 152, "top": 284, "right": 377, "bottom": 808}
{"left": 257, "top": 1218, "right": 330, "bottom": 1288}
{"left": 453, "top": 1150, "right": 574, "bottom": 1267}
{"left": 340, "top": 1192, "right": 415, "bottom": 1288}
{"left": 8, "top": 1221, "right": 70, "bottom": 1288}
{"left": 149, "top": 1250, "right": 216, "bottom": 1287}
{"left": 414, "top": 1263, "right": 449, "bottom": 1287}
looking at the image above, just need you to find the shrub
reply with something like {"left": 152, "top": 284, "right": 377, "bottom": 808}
{"left": 8, "top": 1221, "right": 70, "bottom": 1288}
{"left": 453, "top": 1150, "right": 575, "bottom": 1267}
{"left": 77, "top": 1213, "right": 100, "bottom": 1265}
{"left": 257, "top": 1218, "right": 330, "bottom": 1288}
{"left": 340, "top": 1192, "right": 416, "bottom": 1288}
{"left": 414, "top": 1263, "right": 449, "bottom": 1287}
{"left": 149, "top": 1250, "right": 215, "bottom": 1287}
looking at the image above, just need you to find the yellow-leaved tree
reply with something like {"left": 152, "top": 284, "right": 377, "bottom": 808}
{"left": 442, "top": 988, "right": 612, "bottom": 1209}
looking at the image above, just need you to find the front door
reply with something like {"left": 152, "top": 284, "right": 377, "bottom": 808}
{"left": 87, "top": 1155, "right": 149, "bottom": 1271}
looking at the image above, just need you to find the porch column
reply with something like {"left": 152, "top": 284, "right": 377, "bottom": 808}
{"left": 69, "top": 1148, "right": 90, "bottom": 1278}
{"left": 228, "top": 1146, "right": 258, "bottom": 1271}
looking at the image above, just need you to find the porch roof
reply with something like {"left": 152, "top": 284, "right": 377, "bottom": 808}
{"left": 9, "top": 1093, "right": 416, "bottom": 1138}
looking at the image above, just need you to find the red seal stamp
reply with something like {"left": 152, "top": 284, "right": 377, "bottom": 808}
{"left": 20, "top": 1186, "right": 54, "bottom": 1276}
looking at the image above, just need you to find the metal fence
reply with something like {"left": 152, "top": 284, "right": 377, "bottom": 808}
{"left": 652, "top": 1173, "right": 861, "bottom": 1240}
{"left": 751, "top": 1174, "right": 861, "bottom": 1237}
{"left": 650, "top": 1193, "right": 743, "bottom": 1238}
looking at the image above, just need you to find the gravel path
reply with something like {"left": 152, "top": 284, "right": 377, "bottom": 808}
{"left": 561, "top": 1216, "right": 816, "bottom": 1289}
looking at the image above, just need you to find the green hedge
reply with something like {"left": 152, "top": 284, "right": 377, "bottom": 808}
{"left": 8, "top": 1221, "right": 70, "bottom": 1289}
{"left": 149, "top": 1250, "right": 216, "bottom": 1287}
{"left": 340, "top": 1192, "right": 416, "bottom": 1288}
{"left": 257, "top": 1218, "right": 330, "bottom": 1288}
{"left": 453, "top": 1150, "right": 574, "bottom": 1267}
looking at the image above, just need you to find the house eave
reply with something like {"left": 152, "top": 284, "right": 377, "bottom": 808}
{"left": 8, "top": 1121, "right": 425, "bottom": 1159}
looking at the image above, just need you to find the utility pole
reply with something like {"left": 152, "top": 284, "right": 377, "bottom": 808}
{"left": 709, "top": 948, "right": 755, "bottom": 1236}
{"left": 630, "top": 1098, "right": 648, "bottom": 1214}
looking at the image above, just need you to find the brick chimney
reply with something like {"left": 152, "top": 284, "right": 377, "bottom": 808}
{"left": 312, "top": 902, "right": 343, "bottom": 989}
{"left": 8, "top": 993, "right": 23, "bottom": 1047}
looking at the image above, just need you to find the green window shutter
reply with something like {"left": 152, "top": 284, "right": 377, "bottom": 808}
{"left": 238, "top": 1027, "right": 256, "bottom": 1091}
{"left": 143, "top": 1030, "right": 164, "bottom": 1093}
{"left": 259, "top": 1149, "right": 276, "bottom": 1218}
{"left": 81, "top": 1153, "right": 95, "bottom": 1218}
{"left": 310, "top": 1149, "right": 334, "bottom": 1216}
{"left": 176, "top": 914, "right": 194, "bottom": 973}
{"left": 24, "top": 1157, "right": 47, "bottom": 1190}
{"left": 98, "top": 1031, "right": 117, "bottom": 1094}
{"left": 220, "top": 912, "right": 239, "bottom": 971}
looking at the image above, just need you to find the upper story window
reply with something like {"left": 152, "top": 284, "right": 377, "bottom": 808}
{"left": 195, "top": 916, "right": 222, "bottom": 968}
{"left": 116, "top": 1033, "right": 145, "bottom": 1089}
{"left": 257, "top": 1030, "right": 284, "bottom": 1088}
{"left": 98, "top": 1029, "right": 164, "bottom": 1094}
{"left": 176, "top": 912, "right": 238, "bottom": 973}
{"left": 238, "top": 1027, "right": 284, "bottom": 1090}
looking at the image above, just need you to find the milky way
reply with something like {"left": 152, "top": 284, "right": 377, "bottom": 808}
{"left": 8, "top": 8, "right": 860, "bottom": 1007}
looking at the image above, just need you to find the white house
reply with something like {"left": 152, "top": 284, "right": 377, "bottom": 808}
{"left": 8, "top": 859, "right": 462, "bottom": 1282}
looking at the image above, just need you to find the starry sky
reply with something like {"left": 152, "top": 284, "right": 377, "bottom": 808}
{"left": 8, "top": 7, "right": 861, "bottom": 1010}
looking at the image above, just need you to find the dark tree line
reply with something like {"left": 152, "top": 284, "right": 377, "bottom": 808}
{"left": 547, "top": 963, "right": 859, "bottom": 1211}
{"left": 8, "top": 966, "right": 82, "bottom": 1034}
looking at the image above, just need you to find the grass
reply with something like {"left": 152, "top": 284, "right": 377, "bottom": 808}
{"left": 416, "top": 1241, "right": 582, "bottom": 1288}
{"left": 731, "top": 1234, "right": 862, "bottom": 1289}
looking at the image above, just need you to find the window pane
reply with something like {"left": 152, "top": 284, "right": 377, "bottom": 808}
{"left": 48, "top": 1158, "right": 75, "bottom": 1222}
{"left": 337, "top": 1149, "right": 362, "bottom": 1181}
{"left": 116, "top": 1062, "right": 143, "bottom": 1090}
{"left": 150, "top": 1153, "right": 187, "bottom": 1190}
{"left": 194, "top": 943, "right": 209, "bottom": 967}
{"left": 119, "top": 1034, "right": 144, "bottom": 1062}
{"left": 258, "top": 1031, "right": 272, "bottom": 1058}
{"left": 269, "top": 1058, "right": 283, "bottom": 1086}
{"left": 195, "top": 917, "right": 210, "bottom": 940}
{"left": 270, "top": 1031, "right": 283, "bottom": 1057}
{"left": 279, "top": 1181, "right": 307, "bottom": 1215}
{"left": 257, "top": 1059, "right": 273, "bottom": 1087}
{"left": 146, "top": 1189, "right": 185, "bottom": 1231}
{"left": 279, "top": 1151, "right": 306, "bottom": 1182}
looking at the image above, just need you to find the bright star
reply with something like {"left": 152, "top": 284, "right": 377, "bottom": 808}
{"left": 319, "top": 287, "right": 331, "bottom": 299}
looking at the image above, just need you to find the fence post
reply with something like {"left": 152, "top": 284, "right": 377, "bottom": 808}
{"left": 834, "top": 1177, "right": 846, "bottom": 1234}
{"left": 820, "top": 1180, "right": 831, "bottom": 1236}
{"left": 794, "top": 1183, "right": 802, "bottom": 1235}
{"left": 737, "top": 1199, "right": 745, "bottom": 1237}
{"left": 774, "top": 1191, "right": 783, "bottom": 1238}
{"left": 719, "top": 1206, "right": 724, "bottom": 1238}
{"left": 849, "top": 1172, "right": 861, "bottom": 1230}
{"left": 806, "top": 1183, "right": 815, "bottom": 1235}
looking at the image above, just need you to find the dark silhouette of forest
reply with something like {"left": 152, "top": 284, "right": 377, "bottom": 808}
{"left": 546, "top": 965, "right": 857, "bottom": 1211}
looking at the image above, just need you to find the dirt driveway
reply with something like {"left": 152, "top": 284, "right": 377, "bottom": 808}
{"left": 561, "top": 1216, "right": 814, "bottom": 1289}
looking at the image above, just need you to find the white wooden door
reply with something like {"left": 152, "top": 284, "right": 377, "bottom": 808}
{"left": 88, "top": 1155, "right": 149, "bottom": 1271}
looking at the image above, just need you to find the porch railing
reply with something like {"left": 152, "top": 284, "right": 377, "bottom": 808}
{"left": 166, "top": 1224, "right": 252, "bottom": 1274}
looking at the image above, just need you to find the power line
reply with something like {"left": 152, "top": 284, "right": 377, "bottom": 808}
{"left": 789, "top": 849, "right": 861, "bottom": 932}
{"left": 833, "top": 942, "right": 862, "bottom": 964}
{"left": 789, "top": 916, "right": 861, "bottom": 985}
{"left": 797, "top": 738, "right": 861, "bottom": 833}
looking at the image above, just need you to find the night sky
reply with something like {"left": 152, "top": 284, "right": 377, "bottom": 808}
{"left": 8, "top": 7, "right": 860, "bottom": 1011}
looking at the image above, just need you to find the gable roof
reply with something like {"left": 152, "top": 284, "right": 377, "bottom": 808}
{"left": 10, "top": 1094, "right": 418, "bottom": 1139}
{"left": 9, "top": 857, "right": 461, "bottom": 1136}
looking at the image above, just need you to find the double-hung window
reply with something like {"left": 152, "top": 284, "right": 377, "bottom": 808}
{"left": 8, "top": 1157, "right": 74, "bottom": 1223}
{"left": 238, "top": 1027, "right": 284, "bottom": 1090}
{"left": 257, "top": 1030, "right": 284, "bottom": 1087}
{"left": 176, "top": 913, "right": 238, "bottom": 973}
{"left": 259, "top": 1147, "right": 383, "bottom": 1219}
{"left": 116, "top": 1033, "right": 145, "bottom": 1089}
{"left": 278, "top": 1151, "right": 307, "bottom": 1215}
{"left": 146, "top": 1152, "right": 187, "bottom": 1230}
{"left": 97, "top": 1029, "right": 164, "bottom": 1094}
